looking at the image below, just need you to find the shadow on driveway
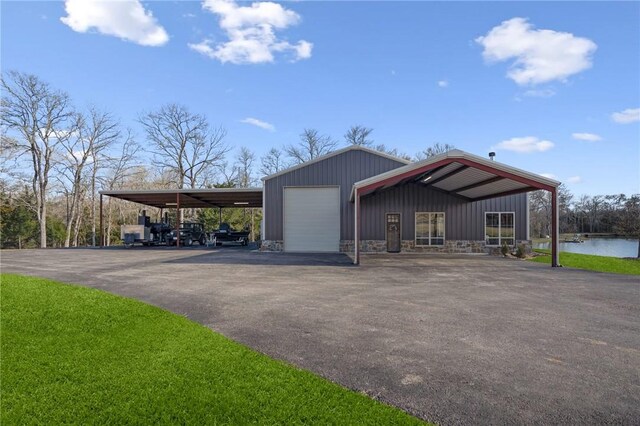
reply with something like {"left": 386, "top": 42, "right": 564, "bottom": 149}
{"left": 162, "top": 250, "right": 355, "bottom": 267}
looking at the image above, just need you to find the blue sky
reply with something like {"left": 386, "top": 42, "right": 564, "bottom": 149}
{"left": 2, "top": 1, "right": 639, "bottom": 196}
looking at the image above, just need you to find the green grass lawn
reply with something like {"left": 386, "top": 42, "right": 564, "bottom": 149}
{"left": 0, "top": 274, "right": 425, "bottom": 425}
{"left": 530, "top": 249, "right": 640, "bottom": 275}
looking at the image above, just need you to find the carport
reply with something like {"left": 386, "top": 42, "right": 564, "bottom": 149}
{"left": 351, "top": 150, "right": 561, "bottom": 266}
{"left": 99, "top": 188, "right": 263, "bottom": 247}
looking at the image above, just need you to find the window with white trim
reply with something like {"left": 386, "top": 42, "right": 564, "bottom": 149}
{"left": 485, "top": 212, "right": 515, "bottom": 246}
{"left": 415, "top": 212, "right": 445, "bottom": 246}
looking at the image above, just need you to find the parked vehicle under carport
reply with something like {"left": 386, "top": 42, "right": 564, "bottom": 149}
{"left": 213, "top": 223, "right": 250, "bottom": 246}
{"left": 121, "top": 211, "right": 173, "bottom": 248}
{"left": 167, "top": 223, "right": 208, "bottom": 246}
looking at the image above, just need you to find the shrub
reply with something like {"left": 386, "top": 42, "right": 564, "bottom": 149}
{"left": 501, "top": 242, "right": 509, "bottom": 257}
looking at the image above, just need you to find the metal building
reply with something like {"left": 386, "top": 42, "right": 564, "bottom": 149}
{"left": 262, "top": 146, "right": 560, "bottom": 266}
{"left": 99, "top": 146, "right": 561, "bottom": 266}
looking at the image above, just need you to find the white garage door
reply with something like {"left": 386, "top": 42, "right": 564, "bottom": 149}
{"left": 284, "top": 187, "right": 340, "bottom": 252}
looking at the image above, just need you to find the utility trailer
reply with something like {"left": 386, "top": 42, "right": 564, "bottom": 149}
{"left": 121, "top": 211, "right": 173, "bottom": 248}
{"left": 120, "top": 224, "right": 150, "bottom": 248}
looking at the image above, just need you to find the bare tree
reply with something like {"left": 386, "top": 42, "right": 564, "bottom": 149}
{"left": 529, "top": 184, "right": 574, "bottom": 237}
{"left": 56, "top": 108, "right": 120, "bottom": 247}
{"left": 235, "top": 147, "right": 256, "bottom": 188}
{"left": 87, "top": 108, "right": 121, "bottom": 245}
{"left": 138, "top": 103, "right": 228, "bottom": 189}
{"left": 529, "top": 190, "right": 551, "bottom": 238}
{"left": 101, "top": 133, "right": 141, "bottom": 245}
{"left": 0, "top": 135, "right": 22, "bottom": 176}
{"left": 415, "top": 143, "right": 456, "bottom": 161}
{"left": 260, "top": 147, "right": 287, "bottom": 176}
{"left": 102, "top": 132, "right": 140, "bottom": 191}
{"left": 215, "top": 161, "right": 239, "bottom": 188}
{"left": 344, "top": 125, "right": 373, "bottom": 146}
{"left": 587, "top": 195, "right": 604, "bottom": 233}
{"left": 574, "top": 194, "right": 590, "bottom": 233}
{"left": 56, "top": 113, "right": 85, "bottom": 247}
{"left": 285, "top": 128, "right": 336, "bottom": 164}
{"left": 373, "top": 143, "right": 412, "bottom": 161}
{"left": 234, "top": 147, "right": 257, "bottom": 242}
{"left": 615, "top": 195, "right": 640, "bottom": 258}
{"left": 1, "top": 71, "right": 75, "bottom": 247}
{"left": 558, "top": 185, "right": 575, "bottom": 233}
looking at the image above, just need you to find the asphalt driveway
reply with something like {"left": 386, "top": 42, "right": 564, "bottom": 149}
{"left": 2, "top": 248, "right": 639, "bottom": 425}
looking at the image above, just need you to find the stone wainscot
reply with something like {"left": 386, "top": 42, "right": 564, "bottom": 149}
{"left": 261, "top": 239, "right": 532, "bottom": 255}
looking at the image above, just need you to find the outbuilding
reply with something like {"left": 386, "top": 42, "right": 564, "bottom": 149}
{"left": 261, "top": 146, "right": 561, "bottom": 266}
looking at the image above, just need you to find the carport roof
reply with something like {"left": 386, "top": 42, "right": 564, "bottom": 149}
{"left": 351, "top": 149, "right": 560, "bottom": 202}
{"left": 100, "top": 188, "right": 263, "bottom": 208}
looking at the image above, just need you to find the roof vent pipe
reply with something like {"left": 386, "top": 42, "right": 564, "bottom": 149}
{"left": 489, "top": 152, "right": 496, "bottom": 161}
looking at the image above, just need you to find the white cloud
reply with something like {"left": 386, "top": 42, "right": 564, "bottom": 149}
{"left": 240, "top": 117, "right": 275, "bottom": 131}
{"left": 611, "top": 108, "right": 640, "bottom": 124}
{"left": 60, "top": 0, "right": 169, "bottom": 47}
{"left": 476, "top": 17, "right": 596, "bottom": 85}
{"left": 523, "top": 88, "right": 556, "bottom": 98}
{"left": 566, "top": 176, "right": 582, "bottom": 184}
{"left": 572, "top": 132, "right": 602, "bottom": 142}
{"left": 494, "top": 136, "right": 554, "bottom": 153}
{"left": 540, "top": 173, "right": 557, "bottom": 180}
{"left": 188, "top": 39, "right": 217, "bottom": 56}
{"left": 189, "top": 0, "right": 312, "bottom": 64}
{"left": 437, "top": 80, "right": 449, "bottom": 88}
{"left": 67, "top": 149, "right": 94, "bottom": 163}
{"left": 50, "top": 129, "right": 81, "bottom": 141}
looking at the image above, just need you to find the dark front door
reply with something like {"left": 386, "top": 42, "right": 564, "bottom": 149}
{"left": 386, "top": 213, "right": 401, "bottom": 253}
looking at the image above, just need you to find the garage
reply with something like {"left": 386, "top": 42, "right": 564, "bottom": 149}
{"left": 283, "top": 187, "right": 340, "bottom": 252}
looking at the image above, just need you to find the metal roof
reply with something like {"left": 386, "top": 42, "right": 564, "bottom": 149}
{"left": 351, "top": 149, "right": 560, "bottom": 202}
{"left": 100, "top": 188, "right": 263, "bottom": 208}
{"left": 261, "top": 145, "right": 411, "bottom": 181}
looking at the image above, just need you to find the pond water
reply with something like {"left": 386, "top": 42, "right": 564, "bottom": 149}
{"left": 534, "top": 238, "right": 639, "bottom": 258}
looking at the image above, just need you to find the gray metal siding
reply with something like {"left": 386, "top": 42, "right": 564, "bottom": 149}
{"left": 359, "top": 183, "right": 528, "bottom": 241}
{"left": 264, "top": 149, "right": 407, "bottom": 240}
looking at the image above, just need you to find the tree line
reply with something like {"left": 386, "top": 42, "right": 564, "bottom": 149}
{"left": 0, "top": 71, "right": 455, "bottom": 249}
{"left": 530, "top": 187, "right": 639, "bottom": 239}
{"left": 1, "top": 71, "right": 637, "bottom": 253}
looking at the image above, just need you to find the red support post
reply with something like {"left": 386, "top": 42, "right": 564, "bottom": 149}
{"left": 176, "top": 192, "right": 180, "bottom": 249}
{"left": 551, "top": 188, "right": 560, "bottom": 267}
{"left": 99, "top": 194, "right": 103, "bottom": 247}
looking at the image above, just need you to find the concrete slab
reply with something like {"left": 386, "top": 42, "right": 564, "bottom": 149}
{"left": 2, "top": 248, "right": 639, "bottom": 425}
